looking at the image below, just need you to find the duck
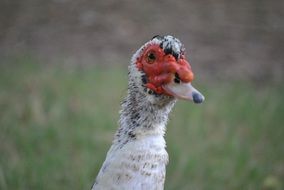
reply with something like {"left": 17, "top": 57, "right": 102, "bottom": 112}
{"left": 91, "top": 35, "right": 204, "bottom": 190}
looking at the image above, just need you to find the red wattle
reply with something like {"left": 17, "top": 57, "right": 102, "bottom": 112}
{"left": 136, "top": 44, "right": 194, "bottom": 94}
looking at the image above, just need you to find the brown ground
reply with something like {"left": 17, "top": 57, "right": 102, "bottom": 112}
{"left": 0, "top": 0, "right": 283, "bottom": 82}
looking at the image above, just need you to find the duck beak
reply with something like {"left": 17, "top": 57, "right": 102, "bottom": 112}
{"left": 163, "top": 82, "right": 205, "bottom": 104}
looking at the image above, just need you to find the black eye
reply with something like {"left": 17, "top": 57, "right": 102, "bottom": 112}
{"left": 147, "top": 52, "right": 156, "bottom": 63}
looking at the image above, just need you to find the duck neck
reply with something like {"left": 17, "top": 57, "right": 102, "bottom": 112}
{"left": 114, "top": 83, "right": 176, "bottom": 145}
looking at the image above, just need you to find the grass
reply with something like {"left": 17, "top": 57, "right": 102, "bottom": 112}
{"left": 0, "top": 58, "right": 283, "bottom": 190}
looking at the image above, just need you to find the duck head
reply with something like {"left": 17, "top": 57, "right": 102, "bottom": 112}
{"left": 129, "top": 35, "right": 204, "bottom": 104}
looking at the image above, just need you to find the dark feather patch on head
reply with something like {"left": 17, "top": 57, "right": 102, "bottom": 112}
{"left": 152, "top": 35, "right": 164, "bottom": 40}
{"left": 172, "top": 52, "right": 179, "bottom": 60}
{"left": 163, "top": 45, "right": 179, "bottom": 60}
{"left": 158, "top": 36, "right": 183, "bottom": 61}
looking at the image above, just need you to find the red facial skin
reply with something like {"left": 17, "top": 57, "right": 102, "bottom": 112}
{"left": 136, "top": 44, "right": 194, "bottom": 95}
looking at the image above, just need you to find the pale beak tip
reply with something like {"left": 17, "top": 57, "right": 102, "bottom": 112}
{"left": 192, "top": 92, "right": 205, "bottom": 104}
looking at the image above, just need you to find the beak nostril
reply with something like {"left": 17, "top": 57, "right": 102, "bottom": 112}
{"left": 174, "top": 73, "right": 181, "bottom": 84}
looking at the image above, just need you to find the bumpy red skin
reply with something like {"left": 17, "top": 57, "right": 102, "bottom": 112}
{"left": 136, "top": 44, "right": 194, "bottom": 95}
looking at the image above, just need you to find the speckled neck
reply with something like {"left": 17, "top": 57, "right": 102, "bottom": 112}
{"left": 114, "top": 80, "right": 176, "bottom": 146}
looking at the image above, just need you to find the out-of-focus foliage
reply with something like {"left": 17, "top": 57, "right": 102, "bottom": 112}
{"left": 0, "top": 1, "right": 283, "bottom": 189}
{"left": 0, "top": 0, "right": 283, "bottom": 82}
{"left": 0, "top": 62, "right": 283, "bottom": 190}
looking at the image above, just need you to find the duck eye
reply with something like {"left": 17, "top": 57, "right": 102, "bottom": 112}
{"left": 147, "top": 52, "right": 156, "bottom": 64}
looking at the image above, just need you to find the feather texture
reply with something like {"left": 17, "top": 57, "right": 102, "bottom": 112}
{"left": 92, "top": 35, "right": 202, "bottom": 190}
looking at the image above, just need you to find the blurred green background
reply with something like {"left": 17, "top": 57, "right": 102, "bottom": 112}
{"left": 0, "top": 1, "right": 284, "bottom": 190}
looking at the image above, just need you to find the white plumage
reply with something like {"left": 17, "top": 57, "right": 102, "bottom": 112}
{"left": 92, "top": 35, "right": 204, "bottom": 190}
